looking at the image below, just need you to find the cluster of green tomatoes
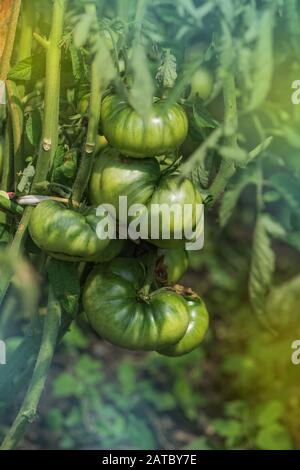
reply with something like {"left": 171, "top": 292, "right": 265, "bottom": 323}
{"left": 28, "top": 94, "right": 209, "bottom": 356}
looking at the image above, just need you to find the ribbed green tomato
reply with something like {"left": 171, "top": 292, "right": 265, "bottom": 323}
{"left": 90, "top": 151, "right": 202, "bottom": 247}
{"left": 100, "top": 94, "right": 189, "bottom": 158}
{"left": 158, "top": 248, "right": 189, "bottom": 284}
{"left": 158, "top": 297, "right": 209, "bottom": 356}
{"left": 29, "top": 200, "right": 123, "bottom": 262}
{"left": 83, "top": 258, "right": 190, "bottom": 351}
{"left": 147, "top": 175, "right": 202, "bottom": 248}
{"left": 89, "top": 147, "right": 160, "bottom": 219}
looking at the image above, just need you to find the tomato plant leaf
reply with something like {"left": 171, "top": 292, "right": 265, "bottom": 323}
{"left": 255, "top": 423, "right": 293, "bottom": 450}
{"left": 17, "top": 163, "right": 35, "bottom": 194}
{"left": 8, "top": 54, "right": 45, "bottom": 81}
{"left": 219, "top": 168, "right": 257, "bottom": 227}
{"left": 192, "top": 98, "right": 219, "bottom": 129}
{"left": 128, "top": 45, "right": 154, "bottom": 118}
{"left": 247, "top": 8, "right": 274, "bottom": 111}
{"left": 47, "top": 260, "right": 80, "bottom": 317}
{"left": 248, "top": 214, "right": 285, "bottom": 324}
{"left": 69, "top": 42, "right": 86, "bottom": 81}
{"left": 25, "top": 108, "right": 42, "bottom": 147}
{"left": 73, "top": 11, "right": 94, "bottom": 49}
{"left": 156, "top": 49, "right": 177, "bottom": 89}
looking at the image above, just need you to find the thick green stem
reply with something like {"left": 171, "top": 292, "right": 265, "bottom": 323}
{"left": 72, "top": 58, "right": 102, "bottom": 202}
{"left": 209, "top": 71, "right": 238, "bottom": 201}
{"left": 32, "top": 0, "right": 66, "bottom": 187}
{"left": 0, "top": 117, "right": 14, "bottom": 190}
{"left": 1, "top": 288, "right": 61, "bottom": 450}
{"left": 0, "top": 0, "right": 66, "bottom": 308}
{"left": 0, "top": 207, "right": 33, "bottom": 307}
{"left": 133, "top": 0, "right": 147, "bottom": 42}
{"left": 16, "top": 0, "right": 36, "bottom": 63}
{"left": 0, "top": 194, "right": 23, "bottom": 215}
{"left": 16, "top": 0, "right": 36, "bottom": 97}
{"left": 0, "top": 308, "right": 72, "bottom": 403}
{"left": 0, "top": 317, "right": 42, "bottom": 401}
{"left": 6, "top": 80, "right": 24, "bottom": 182}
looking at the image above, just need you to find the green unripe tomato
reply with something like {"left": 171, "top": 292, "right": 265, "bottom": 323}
{"left": 158, "top": 248, "right": 189, "bottom": 284}
{"left": 189, "top": 67, "right": 214, "bottom": 101}
{"left": 158, "top": 297, "right": 209, "bottom": 356}
{"left": 147, "top": 175, "right": 202, "bottom": 249}
{"left": 29, "top": 200, "right": 122, "bottom": 262}
{"left": 83, "top": 258, "right": 190, "bottom": 351}
{"left": 89, "top": 150, "right": 202, "bottom": 248}
{"left": 100, "top": 94, "right": 189, "bottom": 158}
{"left": 89, "top": 147, "right": 160, "bottom": 219}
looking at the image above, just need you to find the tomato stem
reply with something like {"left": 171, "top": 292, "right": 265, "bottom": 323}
{"left": 0, "top": 0, "right": 67, "bottom": 309}
{"left": 16, "top": 0, "right": 37, "bottom": 98}
{"left": 208, "top": 68, "right": 238, "bottom": 201}
{"left": 72, "top": 55, "right": 102, "bottom": 202}
{"left": 0, "top": 193, "right": 23, "bottom": 215}
{"left": 16, "top": 0, "right": 37, "bottom": 63}
{"left": 138, "top": 248, "right": 158, "bottom": 299}
{"left": 6, "top": 80, "right": 24, "bottom": 184}
{"left": 0, "top": 287, "right": 61, "bottom": 450}
{"left": 32, "top": 0, "right": 66, "bottom": 187}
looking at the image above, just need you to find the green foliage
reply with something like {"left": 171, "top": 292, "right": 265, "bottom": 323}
{"left": 249, "top": 214, "right": 285, "bottom": 324}
{"left": 41, "top": 337, "right": 210, "bottom": 450}
{"left": 1, "top": 0, "right": 300, "bottom": 452}
{"left": 52, "top": 147, "right": 78, "bottom": 187}
{"left": 47, "top": 260, "right": 80, "bottom": 317}
{"left": 8, "top": 54, "right": 46, "bottom": 81}
{"left": 128, "top": 45, "right": 154, "bottom": 117}
{"left": 25, "top": 109, "right": 43, "bottom": 148}
{"left": 212, "top": 399, "right": 293, "bottom": 450}
{"left": 155, "top": 49, "right": 177, "bottom": 89}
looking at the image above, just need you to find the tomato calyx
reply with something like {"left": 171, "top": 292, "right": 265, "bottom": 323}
{"left": 137, "top": 248, "right": 158, "bottom": 302}
{"left": 160, "top": 156, "right": 182, "bottom": 179}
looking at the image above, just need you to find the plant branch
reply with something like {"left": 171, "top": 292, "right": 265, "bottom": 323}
{"left": 1, "top": 287, "right": 61, "bottom": 450}
{"left": 33, "top": 33, "right": 50, "bottom": 50}
{"left": 0, "top": 117, "right": 13, "bottom": 190}
{"left": 6, "top": 80, "right": 24, "bottom": 182}
{"left": 0, "top": 194, "right": 23, "bottom": 215}
{"left": 0, "top": 206, "right": 34, "bottom": 310}
{"left": 72, "top": 3, "right": 102, "bottom": 203}
{"left": 208, "top": 70, "right": 238, "bottom": 201}
{"left": 16, "top": 0, "right": 36, "bottom": 63}
{"left": 0, "top": 0, "right": 67, "bottom": 309}
{"left": 32, "top": 0, "right": 66, "bottom": 187}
